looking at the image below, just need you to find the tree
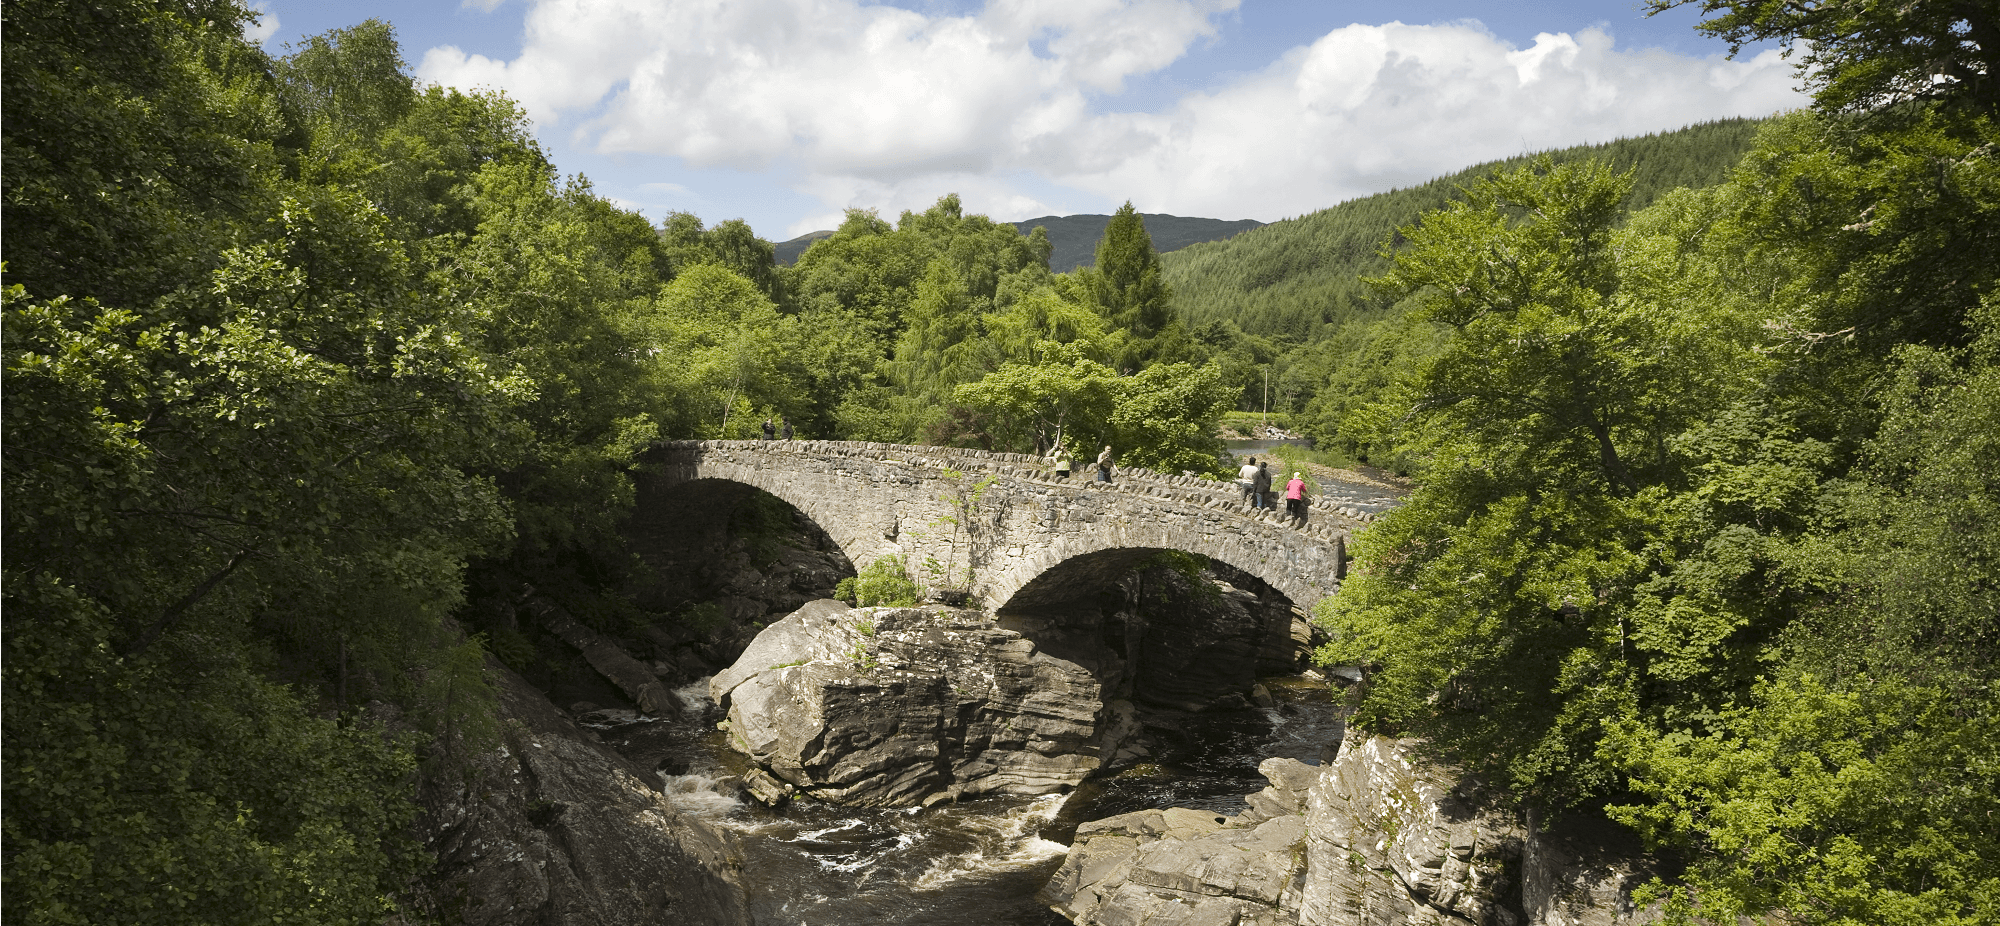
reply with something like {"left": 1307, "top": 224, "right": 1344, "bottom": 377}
{"left": 646, "top": 263, "right": 799, "bottom": 438}
{"left": 1649, "top": 0, "right": 2000, "bottom": 116}
{"left": 1319, "top": 159, "right": 1765, "bottom": 806}
{"left": 953, "top": 345, "right": 1119, "bottom": 455}
{"left": 1086, "top": 202, "right": 1178, "bottom": 369}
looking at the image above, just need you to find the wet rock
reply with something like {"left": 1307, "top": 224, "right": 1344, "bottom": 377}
{"left": 1039, "top": 759, "right": 1318, "bottom": 926}
{"left": 416, "top": 661, "right": 751, "bottom": 926}
{"left": 710, "top": 600, "right": 1110, "bottom": 807}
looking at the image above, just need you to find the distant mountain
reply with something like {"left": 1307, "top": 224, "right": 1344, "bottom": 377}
{"left": 773, "top": 229, "right": 836, "bottom": 265}
{"left": 772, "top": 213, "right": 1263, "bottom": 268}
{"left": 1009, "top": 213, "right": 1265, "bottom": 272}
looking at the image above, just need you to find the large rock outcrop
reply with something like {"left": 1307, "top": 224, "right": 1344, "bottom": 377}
{"left": 708, "top": 599, "right": 1111, "bottom": 807}
{"left": 415, "top": 661, "right": 752, "bottom": 926}
{"left": 1298, "top": 734, "right": 1520, "bottom": 926}
{"left": 1039, "top": 729, "right": 1663, "bottom": 926}
{"left": 1039, "top": 757, "right": 1321, "bottom": 926}
{"left": 1521, "top": 810, "right": 1661, "bottom": 926}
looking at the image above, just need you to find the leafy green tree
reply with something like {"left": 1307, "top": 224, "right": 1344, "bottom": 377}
{"left": 4, "top": 7, "right": 682, "bottom": 921}
{"left": 659, "top": 212, "right": 785, "bottom": 304}
{"left": 954, "top": 345, "right": 1120, "bottom": 454}
{"left": 646, "top": 263, "right": 799, "bottom": 438}
{"left": 1319, "top": 159, "right": 1766, "bottom": 805}
{"left": 1107, "top": 362, "right": 1235, "bottom": 475}
{"left": 1650, "top": 0, "right": 2000, "bottom": 116}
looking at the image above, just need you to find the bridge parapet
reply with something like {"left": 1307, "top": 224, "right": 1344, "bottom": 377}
{"left": 640, "top": 440, "right": 1373, "bottom": 613}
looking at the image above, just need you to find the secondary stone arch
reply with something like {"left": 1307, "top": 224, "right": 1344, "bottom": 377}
{"left": 982, "top": 523, "right": 1327, "bottom": 616}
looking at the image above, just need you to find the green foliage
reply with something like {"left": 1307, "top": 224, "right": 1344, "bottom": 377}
{"left": 2, "top": 5, "right": 676, "bottom": 920}
{"left": 1082, "top": 202, "right": 1180, "bottom": 369}
{"left": 3, "top": 573, "right": 430, "bottom": 926}
{"left": 646, "top": 263, "right": 799, "bottom": 438}
{"left": 1164, "top": 120, "right": 1767, "bottom": 343}
{"left": 1161, "top": 120, "right": 1769, "bottom": 448}
{"left": 835, "top": 555, "right": 921, "bottom": 608}
{"left": 1653, "top": 0, "right": 2000, "bottom": 117}
{"left": 1317, "top": 79, "right": 2000, "bottom": 923}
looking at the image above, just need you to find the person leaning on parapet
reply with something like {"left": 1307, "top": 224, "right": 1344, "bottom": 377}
{"left": 1238, "top": 456, "right": 1261, "bottom": 508}
{"left": 1253, "top": 460, "right": 1273, "bottom": 510}
{"left": 782, "top": 417, "right": 794, "bottom": 440}
{"left": 1096, "top": 445, "right": 1115, "bottom": 483}
{"left": 761, "top": 417, "right": 775, "bottom": 441}
{"left": 1284, "top": 471, "right": 1310, "bottom": 527}
{"left": 1050, "top": 442, "right": 1073, "bottom": 480}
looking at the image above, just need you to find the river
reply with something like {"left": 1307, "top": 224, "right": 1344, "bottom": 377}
{"left": 589, "top": 675, "right": 1345, "bottom": 926}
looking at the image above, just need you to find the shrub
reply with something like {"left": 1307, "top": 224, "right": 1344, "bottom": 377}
{"left": 835, "top": 555, "right": 920, "bottom": 607}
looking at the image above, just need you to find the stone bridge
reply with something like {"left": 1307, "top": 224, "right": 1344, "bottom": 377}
{"left": 640, "top": 440, "right": 1383, "bottom": 613}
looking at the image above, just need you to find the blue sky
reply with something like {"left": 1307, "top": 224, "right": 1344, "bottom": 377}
{"left": 248, "top": 0, "right": 1805, "bottom": 240}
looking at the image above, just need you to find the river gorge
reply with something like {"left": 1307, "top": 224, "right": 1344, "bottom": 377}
{"left": 415, "top": 454, "right": 1656, "bottom": 926}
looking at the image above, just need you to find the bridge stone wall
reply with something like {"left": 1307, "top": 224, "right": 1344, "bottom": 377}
{"left": 641, "top": 440, "right": 1364, "bottom": 613}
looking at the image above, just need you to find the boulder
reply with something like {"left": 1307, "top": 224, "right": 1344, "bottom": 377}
{"left": 416, "top": 660, "right": 751, "bottom": 926}
{"left": 710, "top": 600, "right": 1109, "bottom": 807}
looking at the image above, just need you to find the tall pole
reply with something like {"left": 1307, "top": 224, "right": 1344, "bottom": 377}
{"left": 1262, "top": 366, "right": 1270, "bottom": 433}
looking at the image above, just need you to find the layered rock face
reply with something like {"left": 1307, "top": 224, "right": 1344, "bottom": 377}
{"left": 1298, "top": 734, "right": 1521, "bottom": 926}
{"left": 417, "top": 662, "right": 751, "bottom": 926}
{"left": 1040, "top": 757, "right": 1321, "bottom": 926}
{"left": 709, "top": 599, "right": 1111, "bottom": 807}
{"left": 1039, "top": 729, "right": 1662, "bottom": 926}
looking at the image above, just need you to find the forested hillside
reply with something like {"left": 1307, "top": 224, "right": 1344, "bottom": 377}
{"left": 1008, "top": 213, "right": 1265, "bottom": 272}
{"left": 1163, "top": 118, "right": 1767, "bottom": 342}
{"left": 775, "top": 212, "right": 1263, "bottom": 269}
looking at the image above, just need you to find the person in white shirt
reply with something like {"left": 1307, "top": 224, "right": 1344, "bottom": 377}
{"left": 1238, "top": 457, "right": 1261, "bottom": 508}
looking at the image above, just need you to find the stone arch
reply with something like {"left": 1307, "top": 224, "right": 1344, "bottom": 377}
{"left": 977, "top": 514, "right": 1339, "bottom": 616}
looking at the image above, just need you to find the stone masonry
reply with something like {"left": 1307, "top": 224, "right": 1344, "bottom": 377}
{"left": 641, "top": 440, "right": 1364, "bottom": 613}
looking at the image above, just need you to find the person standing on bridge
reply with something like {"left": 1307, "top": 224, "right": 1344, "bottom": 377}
{"left": 1238, "top": 456, "right": 1261, "bottom": 508}
{"left": 1096, "top": 445, "right": 1115, "bottom": 483}
{"left": 782, "top": 417, "right": 794, "bottom": 440}
{"left": 1051, "top": 443, "right": 1073, "bottom": 480}
{"left": 761, "top": 417, "right": 775, "bottom": 441}
{"left": 1284, "top": 472, "right": 1310, "bottom": 527}
{"left": 1253, "top": 460, "right": 1272, "bottom": 510}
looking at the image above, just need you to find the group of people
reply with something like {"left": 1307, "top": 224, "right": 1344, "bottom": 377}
{"left": 1046, "top": 442, "right": 1116, "bottom": 483}
{"left": 1041, "top": 442, "right": 1313, "bottom": 528}
{"left": 1238, "top": 456, "right": 1312, "bottom": 527}
{"left": 760, "top": 417, "right": 793, "bottom": 440}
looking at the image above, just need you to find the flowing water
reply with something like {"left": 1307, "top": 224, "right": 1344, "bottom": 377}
{"left": 590, "top": 676, "right": 1345, "bottom": 926}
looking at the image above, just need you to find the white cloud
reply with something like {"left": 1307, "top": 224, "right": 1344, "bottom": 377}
{"left": 1046, "top": 23, "right": 1804, "bottom": 220}
{"left": 243, "top": 2, "right": 279, "bottom": 45}
{"left": 416, "top": 3, "right": 1806, "bottom": 228}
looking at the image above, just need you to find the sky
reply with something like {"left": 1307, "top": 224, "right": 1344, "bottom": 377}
{"left": 246, "top": 0, "right": 1809, "bottom": 240}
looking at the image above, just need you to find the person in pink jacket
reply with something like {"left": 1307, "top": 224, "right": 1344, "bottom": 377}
{"left": 1284, "top": 472, "right": 1309, "bottom": 527}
